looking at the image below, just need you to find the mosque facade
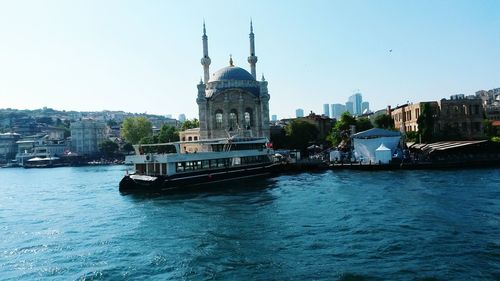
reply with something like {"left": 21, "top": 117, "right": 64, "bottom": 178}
{"left": 197, "top": 22, "right": 270, "bottom": 140}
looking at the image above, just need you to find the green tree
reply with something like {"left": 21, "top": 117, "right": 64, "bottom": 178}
{"left": 417, "top": 103, "right": 435, "bottom": 142}
{"left": 158, "top": 124, "right": 179, "bottom": 143}
{"left": 284, "top": 119, "right": 319, "bottom": 151}
{"left": 122, "top": 143, "right": 134, "bottom": 153}
{"left": 374, "top": 114, "right": 394, "bottom": 129}
{"left": 121, "top": 117, "right": 153, "bottom": 144}
{"left": 180, "top": 119, "right": 200, "bottom": 131}
{"left": 327, "top": 112, "right": 356, "bottom": 146}
{"left": 405, "top": 131, "right": 419, "bottom": 142}
{"left": 356, "top": 117, "right": 374, "bottom": 132}
{"left": 99, "top": 140, "right": 119, "bottom": 157}
{"left": 139, "top": 135, "right": 158, "bottom": 144}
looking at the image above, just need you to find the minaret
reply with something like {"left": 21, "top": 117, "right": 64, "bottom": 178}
{"left": 247, "top": 20, "right": 258, "bottom": 79}
{"left": 200, "top": 21, "right": 211, "bottom": 83}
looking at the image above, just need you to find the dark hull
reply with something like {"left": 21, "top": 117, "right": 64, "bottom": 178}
{"left": 119, "top": 163, "right": 277, "bottom": 193}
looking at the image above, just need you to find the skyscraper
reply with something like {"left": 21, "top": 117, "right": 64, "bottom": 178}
{"left": 271, "top": 115, "right": 277, "bottom": 121}
{"left": 331, "top": 104, "right": 346, "bottom": 119}
{"left": 323, "top": 104, "right": 330, "bottom": 117}
{"left": 295, "top": 108, "right": 304, "bottom": 118}
{"left": 348, "top": 92, "right": 363, "bottom": 115}
{"left": 345, "top": 102, "right": 354, "bottom": 115}
{"left": 178, "top": 114, "right": 186, "bottom": 122}
{"left": 361, "top": 101, "right": 370, "bottom": 114}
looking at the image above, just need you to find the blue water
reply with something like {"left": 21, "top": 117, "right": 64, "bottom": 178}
{"left": 0, "top": 166, "right": 499, "bottom": 280}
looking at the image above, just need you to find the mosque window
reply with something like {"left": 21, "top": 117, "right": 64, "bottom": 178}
{"left": 229, "top": 109, "right": 238, "bottom": 131}
{"left": 215, "top": 110, "right": 223, "bottom": 129}
{"left": 244, "top": 108, "right": 252, "bottom": 129}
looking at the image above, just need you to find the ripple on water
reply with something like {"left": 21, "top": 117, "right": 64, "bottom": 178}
{"left": 0, "top": 166, "right": 499, "bottom": 280}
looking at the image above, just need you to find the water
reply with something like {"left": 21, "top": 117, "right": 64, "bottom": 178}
{"left": 0, "top": 166, "right": 499, "bottom": 280}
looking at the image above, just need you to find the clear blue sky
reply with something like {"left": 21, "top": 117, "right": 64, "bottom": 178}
{"left": 1, "top": 0, "right": 499, "bottom": 119}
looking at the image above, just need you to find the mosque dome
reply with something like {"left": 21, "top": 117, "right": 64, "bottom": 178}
{"left": 209, "top": 66, "right": 255, "bottom": 82}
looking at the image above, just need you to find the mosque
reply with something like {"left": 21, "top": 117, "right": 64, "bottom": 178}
{"left": 196, "top": 22, "right": 270, "bottom": 140}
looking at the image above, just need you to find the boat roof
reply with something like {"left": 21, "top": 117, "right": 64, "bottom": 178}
{"left": 134, "top": 137, "right": 269, "bottom": 147}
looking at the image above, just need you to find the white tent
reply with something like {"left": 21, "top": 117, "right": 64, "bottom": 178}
{"left": 375, "top": 143, "right": 392, "bottom": 164}
{"left": 352, "top": 128, "right": 401, "bottom": 163}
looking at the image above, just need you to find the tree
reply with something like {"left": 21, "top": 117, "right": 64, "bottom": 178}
{"left": 99, "top": 140, "right": 119, "bottom": 157}
{"left": 121, "top": 117, "right": 153, "bottom": 144}
{"left": 122, "top": 143, "right": 134, "bottom": 154}
{"left": 374, "top": 114, "right": 394, "bottom": 129}
{"left": 139, "top": 135, "right": 158, "bottom": 144}
{"left": 417, "top": 103, "right": 435, "bottom": 142}
{"left": 356, "top": 117, "right": 373, "bottom": 132}
{"left": 180, "top": 119, "right": 200, "bottom": 131}
{"left": 284, "top": 119, "right": 319, "bottom": 151}
{"left": 405, "top": 131, "right": 419, "bottom": 142}
{"left": 328, "top": 112, "right": 356, "bottom": 146}
{"left": 158, "top": 124, "right": 179, "bottom": 143}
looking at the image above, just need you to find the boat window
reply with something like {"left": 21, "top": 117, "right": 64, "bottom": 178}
{"left": 140, "top": 144, "right": 177, "bottom": 154}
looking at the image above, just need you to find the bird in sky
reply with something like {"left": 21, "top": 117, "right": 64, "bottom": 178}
{"left": 389, "top": 49, "right": 393, "bottom": 53}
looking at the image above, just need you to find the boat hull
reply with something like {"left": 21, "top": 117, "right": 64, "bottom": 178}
{"left": 119, "top": 163, "right": 276, "bottom": 193}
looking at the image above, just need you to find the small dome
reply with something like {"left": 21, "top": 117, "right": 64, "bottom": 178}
{"left": 209, "top": 66, "right": 255, "bottom": 82}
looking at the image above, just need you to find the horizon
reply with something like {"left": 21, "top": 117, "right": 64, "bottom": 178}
{"left": 1, "top": 0, "right": 499, "bottom": 119}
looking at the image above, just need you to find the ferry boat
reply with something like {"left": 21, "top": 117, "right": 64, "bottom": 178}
{"left": 119, "top": 137, "right": 276, "bottom": 192}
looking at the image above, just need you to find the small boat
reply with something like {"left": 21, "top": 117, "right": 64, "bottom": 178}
{"left": 119, "top": 137, "right": 276, "bottom": 192}
{"left": 24, "top": 156, "right": 62, "bottom": 168}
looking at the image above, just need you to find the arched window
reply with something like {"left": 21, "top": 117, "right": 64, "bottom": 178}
{"left": 244, "top": 108, "right": 252, "bottom": 129}
{"left": 188, "top": 136, "right": 192, "bottom": 141}
{"left": 194, "top": 136, "right": 198, "bottom": 141}
{"left": 215, "top": 110, "right": 223, "bottom": 129}
{"left": 229, "top": 109, "right": 238, "bottom": 131}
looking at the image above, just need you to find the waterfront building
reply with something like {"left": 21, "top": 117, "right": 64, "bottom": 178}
{"left": 390, "top": 96, "right": 485, "bottom": 139}
{"left": 295, "top": 109, "right": 304, "bottom": 118}
{"left": 437, "top": 97, "right": 484, "bottom": 139}
{"left": 179, "top": 128, "right": 201, "bottom": 153}
{"left": 14, "top": 134, "right": 70, "bottom": 164}
{"left": 476, "top": 88, "right": 500, "bottom": 120}
{"left": 331, "top": 104, "right": 346, "bottom": 119}
{"left": 70, "top": 119, "right": 107, "bottom": 156}
{"left": 0, "top": 133, "right": 21, "bottom": 162}
{"left": 390, "top": 102, "right": 438, "bottom": 133}
{"left": 323, "top": 104, "right": 330, "bottom": 117}
{"left": 197, "top": 22, "right": 270, "bottom": 139}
